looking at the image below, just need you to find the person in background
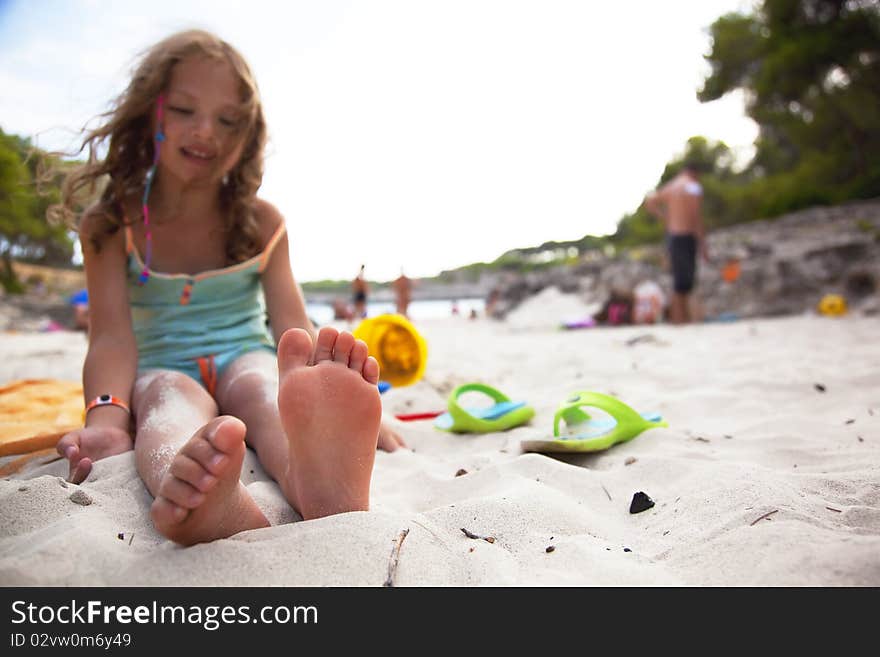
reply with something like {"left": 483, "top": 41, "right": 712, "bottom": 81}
{"left": 351, "top": 264, "right": 369, "bottom": 319}
{"left": 332, "top": 297, "right": 353, "bottom": 321}
{"left": 69, "top": 287, "right": 90, "bottom": 331}
{"left": 632, "top": 279, "right": 666, "bottom": 325}
{"left": 485, "top": 287, "right": 501, "bottom": 319}
{"left": 392, "top": 268, "right": 413, "bottom": 318}
{"left": 594, "top": 287, "right": 633, "bottom": 326}
{"left": 643, "top": 162, "right": 710, "bottom": 324}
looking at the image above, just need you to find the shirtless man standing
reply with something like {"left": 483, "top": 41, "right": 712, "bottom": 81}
{"left": 644, "top": 163, "right": 709, "bottom": 324}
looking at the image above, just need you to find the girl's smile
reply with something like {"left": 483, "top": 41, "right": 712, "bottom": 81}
{"left": 179, "top": 143, "right": 218, "bottom": 165}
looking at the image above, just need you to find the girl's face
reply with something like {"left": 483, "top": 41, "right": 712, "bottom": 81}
{"left": 157, "top": 55, "right": 248, "bottom": 188}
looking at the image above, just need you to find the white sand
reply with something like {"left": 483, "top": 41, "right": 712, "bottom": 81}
{"left": 1, "top": 297, "right": 878, "bottom": 586}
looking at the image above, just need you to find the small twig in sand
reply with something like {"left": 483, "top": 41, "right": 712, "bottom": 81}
{"left": 460, "top": 528, "right": 495, "bottom": 543}
{"left": 749, "top": 509, "right": 779, "bottom": 526}
{"left": 383, "top": 528, "right": 410, "bottom": 588}
{"left": 825, "top": 506, "right": 842, "bottom": 513}
{"left": 600, "top": 483, "right": 612, "bottom": 501}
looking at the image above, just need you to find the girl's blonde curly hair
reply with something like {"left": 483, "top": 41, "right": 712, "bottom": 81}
{"left": 52, "top": 29, "right": 267, "bottom": 264}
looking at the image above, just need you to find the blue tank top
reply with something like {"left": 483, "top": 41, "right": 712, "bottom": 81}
{"left": 124, "top": 224, "right": 285, "bottom": 370}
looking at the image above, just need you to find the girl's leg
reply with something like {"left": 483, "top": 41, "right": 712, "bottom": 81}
{"left": 214, "top": 350, "right": 299, "bottom": 506}
{"left": 132, "top": 370, "right": 269, "bottom": 545}
{"left": 215, "top": 327, "right": 382, "bottom": 520}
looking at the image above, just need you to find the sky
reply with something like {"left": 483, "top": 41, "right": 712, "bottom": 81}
{"left": 0, "top": 0, "right": 760, "bottom": 283}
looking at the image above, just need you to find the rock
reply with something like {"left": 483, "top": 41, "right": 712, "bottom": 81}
{"left": 69, "top": 490, "right": 93, "bottom": 506}
{"left": 629, "top": 491, "right": 655, "bottom": 514}
{"left": 490, "top": 199, "right": 880, "bottom": 321}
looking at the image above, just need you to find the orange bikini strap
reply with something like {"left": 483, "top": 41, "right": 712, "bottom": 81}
{"left": 258, "top": 223, "right": 287, "bottom": 273}
{"left": 196, "top": 355, "right": 218, "bottom": 397}
{"left": 124, "top": 225, "right": 135, "bottom": 256}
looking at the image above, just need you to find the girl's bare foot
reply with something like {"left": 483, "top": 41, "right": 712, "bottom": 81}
{"left": 277, "top": 327, "right": 383, "bottom": 519}
{"left": 150, "top": 416, "right": 269, "bottom": 545}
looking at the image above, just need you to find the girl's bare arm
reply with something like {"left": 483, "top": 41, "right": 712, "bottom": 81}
{"left": 257, "top": 199, "right": 316, "bottom": 344}
{"left": 79, "top": 210, "right": 139, "bottom": 431}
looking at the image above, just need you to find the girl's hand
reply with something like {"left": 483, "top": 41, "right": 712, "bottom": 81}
{"left": 377, "top": 419, "right": 408, "bottom": 452}
{"left": 56, "top": 426, "right": 134, "bottom": 484}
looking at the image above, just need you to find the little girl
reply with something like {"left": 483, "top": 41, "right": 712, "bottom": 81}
{"left": 52, "top": 29, "right": 405, "bottom": 546}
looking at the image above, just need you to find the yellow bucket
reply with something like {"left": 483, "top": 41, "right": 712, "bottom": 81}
{"left": 817, "top": 294, "right": 847, "bottom": 316}
{"left": 353, "top": 314, "right": 428, "bottom": 387}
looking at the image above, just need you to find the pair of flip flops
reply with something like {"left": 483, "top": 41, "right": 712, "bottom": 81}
{"left": 434, "top": 383, "right": 666, "bottom": 453}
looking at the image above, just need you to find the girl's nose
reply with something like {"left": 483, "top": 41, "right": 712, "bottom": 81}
{"left": 192, "top": 113, "right": 215, "bottom": 140}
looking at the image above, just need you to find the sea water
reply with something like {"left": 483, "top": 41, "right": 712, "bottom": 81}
{"left": 305, "top": 297, "right": 485, "bottom": 325}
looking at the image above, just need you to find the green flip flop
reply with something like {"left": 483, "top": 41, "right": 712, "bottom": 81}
{"left": 521, "top": 391, "right": 668, "bottom": 453}
{"left": 434, "top": 383, "right": 535, "bottom": 433}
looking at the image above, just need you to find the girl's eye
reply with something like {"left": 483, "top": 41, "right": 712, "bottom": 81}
{"left": 168, "top": 106, "right": 193, "bottom": 115}
{"left": 219, "top": 117, "right": 237, "bottom": 127}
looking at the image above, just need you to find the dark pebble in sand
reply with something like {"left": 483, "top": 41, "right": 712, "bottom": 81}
{"left": 629, "top": 491, "right": 655, "bottom": 514}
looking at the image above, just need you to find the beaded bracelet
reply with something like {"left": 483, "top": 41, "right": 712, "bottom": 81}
{"left": 85, "top": 394, "right": 130, "bottom": 416}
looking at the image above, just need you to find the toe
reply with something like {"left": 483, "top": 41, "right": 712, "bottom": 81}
{"left": 151, "top": 496, "right": 188, "bottom": 525}
{"left": 177, "top": 417, "right": 244, "bottom": 476}
{"left": 363, "top": 356, "right": 380, "bottom": 385}
{"left": 332, "top": 331, "right": 356, "bottom": 365}
{"left": 278, "top": 328, "right": 314, "bottom": 372}
{"left": 205, "top": 416, "right": 246, "bottom": 454}
{"left": 312, "top": 326, "right": 339, "bottom": 363}
{"left": 348, "top": 339, "right": 369, "bottom": 373}
{"left": 177, "top": 434, "right": 226, "bottom": 476}
{"left": 158, "top": 475, "right": 206, "bottom": 510}
{"left": 169, "top": 453, "right": 217, "bottom": 492}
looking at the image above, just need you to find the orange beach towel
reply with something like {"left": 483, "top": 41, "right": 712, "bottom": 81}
{"left": 0, "top": 379, "right": 83, "bottom": 457}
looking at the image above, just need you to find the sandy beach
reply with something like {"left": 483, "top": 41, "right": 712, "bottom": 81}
{"left": 1, "top": 291, "right": 878, "bottom": 587}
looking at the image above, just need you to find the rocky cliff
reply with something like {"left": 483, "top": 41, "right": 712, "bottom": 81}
{"left": 490, "top": 198, "right": 880, "bottom": 320}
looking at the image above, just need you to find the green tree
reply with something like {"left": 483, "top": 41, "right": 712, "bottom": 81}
{"left": 0, "top": 128, "right": 75, "bottom": 292}
{"left": 699, "top": 0, "right": 880, "bottom": 214}
{"left": 612, "top": 136, "right": 740, "bottom": 248}
{"left": 0, "top": 131, "right": 34, "bottom": 292}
